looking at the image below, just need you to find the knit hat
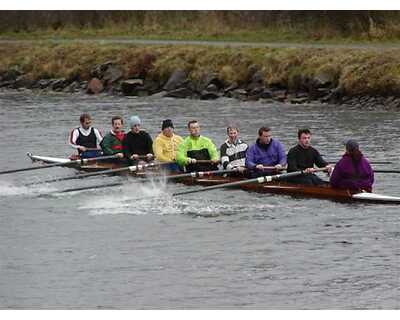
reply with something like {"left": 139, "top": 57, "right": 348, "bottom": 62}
{"left": 162, "top": 119, "right": 174, "bottom": 130}
{"left": 129, "top": 116, "right": 141, "bottom": 128}
{"left": 345, "top": 139, "right": 359, "bottom": 152}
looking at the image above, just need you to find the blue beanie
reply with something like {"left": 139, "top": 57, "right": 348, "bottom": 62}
{"left": 129, "top": 116, "right": 141, "bottom": 128}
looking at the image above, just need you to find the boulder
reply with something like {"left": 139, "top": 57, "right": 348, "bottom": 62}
{"left": 197, "top": 72, "right": 224, "bottom": 92}
{"left": 13, "top": 75, "right": 35, "bottom": 89}
{"left": 51, "top": 78, "right": 67, "bottom": 91}
{"left": 200, "top": 91, "right": 220, "bottom": 100}
{"left": 121, "top": 79, "right": 144, "bottom": 96}
{"left": 91, "top": 61, "right": 113, "bottom": 79}
{"left": 163, "top": 69, "right": 188, "bottom": 91}
{"left": 164, "top": 87, "right": 193, "bottom": 99}
{"left": 1, "top": 69, "right": 22, "bottom": 82}
{"left": 103, "top": 65, "right": 123, "bottom": 85}
{"left": 86, "top": 78, "right": 104, "bottom": 94}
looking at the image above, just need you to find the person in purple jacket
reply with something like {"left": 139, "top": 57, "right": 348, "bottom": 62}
{"left": 330, "top": 140, "right": 374, "bottom": 192}
{"left": 245, "top": 127, "right": 287, "bottom": 177}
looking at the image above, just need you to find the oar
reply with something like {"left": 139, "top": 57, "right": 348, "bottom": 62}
{"left": 0, "top": 154, "right": 119, "bottom": 175}
{"left": 327, "top": 160, "right": 392, "bottom": 165}
{"left": 170, "top": 168, "right": 328, "bottom": 197}
{"left": 25, "top": 162, "right": 161, "bottom": 185}
{"left": 374, "top": 169, "right": 400, "bottom": 173}
{"left": 54, "top": 168, "right": 239, "bottom": 194}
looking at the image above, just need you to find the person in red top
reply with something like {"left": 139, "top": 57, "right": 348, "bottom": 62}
{"left": 100, "top": 116, "right": 125, "bottom": 159}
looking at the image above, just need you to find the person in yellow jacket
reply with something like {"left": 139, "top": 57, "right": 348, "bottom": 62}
{"left": 176, "top": 120, "right": 219, "bottom": 172}
{"left": 153, "top": 119, "right": 183, "bottom": 172}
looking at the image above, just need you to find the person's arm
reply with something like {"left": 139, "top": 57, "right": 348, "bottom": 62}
{"left": 69, "top": 128, "right": 82, "bottom": 150}
{"left": 245, "top": 146, "right": 257, "bottom": 169}
{"left": 122, "top": 136, "right": 132, "bottom": 159}
{"left": 100, "top": 135, "right": 115, "bottom": 155}
{"left": 93, "top": 128, "right": 103, "bottom": 147}
{"left": 206, "top": 138, "right": 219, "bottom": 162}
{"left": 153, "top": 137, "right": 170, "bottom": 162}
{"left": 286, "top": 148, "right": 299, "bottom": 172}
{"left": 220, "top": 143, "right": 230, "bottom": 169}
{"left": 277, "top": 141, "right": 287, "bottom": 166}
{"left": 176, "top": 138, "right": 189, "bottom": 167}
{"left": 314, "top": 148, "right": 328, "bottom": 168}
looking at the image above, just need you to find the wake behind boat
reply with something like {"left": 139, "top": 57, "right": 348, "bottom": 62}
{"left": 27, "top": 152, "right": 400, "bottom": 204}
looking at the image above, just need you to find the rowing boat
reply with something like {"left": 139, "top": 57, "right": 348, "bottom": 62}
{"left": 27, "top": 153, "right": 400, "bottom": 204}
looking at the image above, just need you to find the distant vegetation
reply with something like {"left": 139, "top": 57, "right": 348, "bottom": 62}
{"left": 1, "top": 11, "right": 400, "bottom": 42}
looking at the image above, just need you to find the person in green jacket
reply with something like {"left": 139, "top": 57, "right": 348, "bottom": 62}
{"left": 176, "top": 120, "right": 219, "bottom": 172}
{"left": 100, "top": 116, "right": 126, "bottom": 161}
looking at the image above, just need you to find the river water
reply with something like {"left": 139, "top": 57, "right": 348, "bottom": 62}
{"left": 0, "top": 90, "right": 399, "bottom": 309}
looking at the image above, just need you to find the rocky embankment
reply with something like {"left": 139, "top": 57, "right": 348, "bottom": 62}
{"left": 1, "top": 44, "right": 400, "bottom": 109}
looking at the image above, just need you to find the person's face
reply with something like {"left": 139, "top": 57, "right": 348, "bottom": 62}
{"left": 112, "top": 119, "right": 123, "bottom": 133}
{"left": 163, "top": 127, "right": 174, "bottom": 137}
{"left": 81, "top": 118, "right": 92, "bottom": 130}
{"left": 259, "top": 130, "right": 272, "bottom": 144}
{"left": 131, "top": 124, "right": 141, "bottom": 134}
{"left": 227, "top": 128, "right": 239, "bottom": 142}
{"left": 189, "top": 122, "right": 200, "bottom": 137}
{"left": 299, "top": 133, "right": 311, "bottom": 148}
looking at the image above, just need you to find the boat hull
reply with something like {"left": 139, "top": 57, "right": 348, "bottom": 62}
{"left": 27, "top": 153, "right": 400, "bottom": 204}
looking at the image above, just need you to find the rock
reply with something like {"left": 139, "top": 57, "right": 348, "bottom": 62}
{"left": 63, "top": 81, "right": 81, "bottom": 93}
{"left": 290, "top": 97, "right": 309, "bottom": 104}
{"left": 0, "top": 81, "right": 13, "bottom": 88}
{"left": 91, "top": 61, "right": 113, "bottom": 78}
{"left": 247, "top": 70, "right": 265, "bottom": 91}
{"left": 229, "top": 88, "right": 248, "bottom": 100}
{"left": 224, "top": 82, "right": 239, "bottom": 94}
{"left": 272, "top": 90, "right": 287, "bottom": 102}
{"left": 197, "top": 72, "right": 224, "bottom": 92}
{"left": 151, "top": 91, "right": 167, "bottom": 98}
{"left": 121, "top": 79, "right": 144, "bottom": 95}
{"left": 205, "top": 84, "right": 218, "bottom": 93}
{"left": 313, "top": 68, "right": 338, "bottom": 88}
{"left": 103, "top": 65, "right": 123, "bottom": 85}
{"left": 51, "top": 78, "right": 67, "bottom": 91}
{"left": 164, "top": 87, "right": 193, "bottom": 99}
{"left": 37, "top": 79, "right": 53, "bottom": 89}
{"left": 260, "top": 89, "right": 273, "bottom": 99}
{"left": 163, "top": 69, "right": 188, "bottom": 91}
{"left": 86, "top": 78, "right": 103, "bottom": 94}
{"left": 13, "top": 75, "right": 34, "bottom": 89}
{"left": 200, "top": 91, "right": 220, "bottom": 100}
{"left": 1, "top": 69, "right": 22, "bottom": 82}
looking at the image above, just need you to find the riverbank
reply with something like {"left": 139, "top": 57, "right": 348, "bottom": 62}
{"left": 1, "top": 42, "right": 400, "bottom": 109}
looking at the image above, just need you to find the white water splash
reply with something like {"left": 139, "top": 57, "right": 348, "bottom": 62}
{"left": 0, "top": 180, "right": 56, "bottom": 197}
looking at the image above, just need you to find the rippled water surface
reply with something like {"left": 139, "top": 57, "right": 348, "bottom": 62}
{"left": 0, "top": 91, "right": 399, "bottom": 309}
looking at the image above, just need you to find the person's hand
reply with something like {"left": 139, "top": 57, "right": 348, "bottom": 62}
{"left": 146, "top": 153, "right": 154, "bottom": 161}
{"left": 212, "top": 159, "right": 220, "bottom": 164}
{"left": 304, "top": 167, "right": 315, "bottom": 174}
{"left": 131, "top": 154, "right": 139, "bottom": 160}
{"left": 237, "top": 166, "right": 246, "bottom": 173}
{"left": 256, "top": 164, "right": 264, "bottom": 170}
{"left": 116, "top": 153, "right": 124, "bottom": 158}
{"left": 326, "top": 165, "right": 334, "bottom": 175}
{"left": 188, "top": 158, "right": 197, "bottom": 164}
{"left": 78, "top": 146, "right": 87, "bottom": 152}
{"left": 275, "top": 164, "right": 283, "bottom": 170}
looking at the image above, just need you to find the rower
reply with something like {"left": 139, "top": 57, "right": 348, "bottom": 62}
{"left": 286, "top": 128, "right": 333, "bottom": 185}
{"left": 100, "top": 116, "right": 126, "bottom": 161}
{"left": 330, "top": 140, "right": 374, "bottom": 192}
{"left": 220, "top": 126, "right": 248, "bottom": 174}
{"left": 245, "top": 127, "right": 286, "bottom": 177}
{"left": 176, "top": 120, "right": 219, "bottom": 172}
{"left": 122, "top": 116, "right": 154, "bottom": 165}
{"left": 69, "top": 113, "right": 103, "bottom": 159}
{"left": 153, "top": 119, "right": 183, "bottom": 172}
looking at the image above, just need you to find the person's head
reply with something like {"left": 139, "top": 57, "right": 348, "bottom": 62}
{"left": 188, "top": 120, "right": 200, "bottom": 138}
{"left": 258, "top": 127, "right": 272, "bottom": 145}
{"left": 129, "top": 116, "right": 141, "bottom": 134}
{"left": 111, "top": 116, "right": 123, "bottom": 133}
{"left": 161, "top": 119, "right": 174, "bottom": 137}
{"left": 298, "top": 128, "right": 312, "bottom": 148}
{"left": 80, "top": 113, "right": 92, "bottom": 130}
{"left": 345, "top": 139, "right": 362, "bottom": 160}
{"left": 227, "top": 126, "right": 239, "bottom": 143}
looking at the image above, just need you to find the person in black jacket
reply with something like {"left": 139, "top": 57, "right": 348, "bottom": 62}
{"left": 122, "top": 116, "right": 154, "bottom": 165}
{"left": 286, "top": 128, "right": 333, "bottom": 186}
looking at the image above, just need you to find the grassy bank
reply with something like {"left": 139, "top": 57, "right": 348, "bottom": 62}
{"left": 1, "top": 42, "right": 400, "bottom": 97}
{"left": 1, "top": 11, "right": 400, "bottom": 44}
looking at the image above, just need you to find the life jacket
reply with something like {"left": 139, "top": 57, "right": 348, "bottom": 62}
{"left": 76, "top": 127, "right": 97, "bottom": 153}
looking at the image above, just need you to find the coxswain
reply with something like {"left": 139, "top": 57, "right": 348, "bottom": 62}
{"left": 220, "top": 126, "right": 248, "bottom": 174}
{"left": 286, "top": 128, "right": 333, "bottom": 185}
{"left": 69, "top": 113, "right": 103, "bottom": 159}
{"left": 122, "top": 116, "right": 154, "bottom": 165}
{"left": 330, "top": 140, "right": 374, "bottom": 192}
{"left": 153, "top": 119, "right": 183, "bottom": 172}
{"left": 245, "top": 127, "right": 286, "bottom": 177}
{"left": 100, "top": 116, "right": 125, "bottom": 160}
{"left": 176, "top": 120, "right": 219, "bottom": 172}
